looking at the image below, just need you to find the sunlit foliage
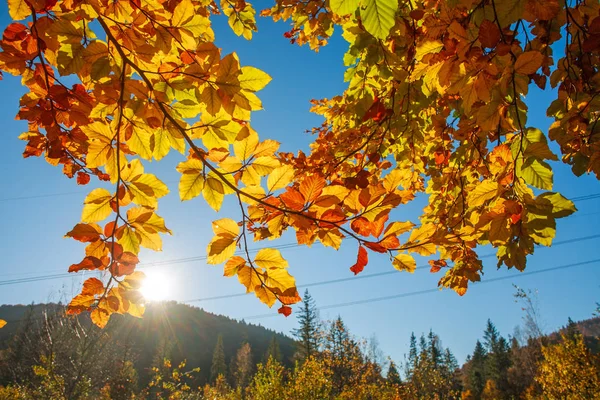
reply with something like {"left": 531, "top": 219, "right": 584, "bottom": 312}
{"left": 0, "top": 0, "right": 598, "bottom": 326}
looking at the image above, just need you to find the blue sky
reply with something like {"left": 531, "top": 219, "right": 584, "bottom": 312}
{"left": 0, "top": 3, "right": 599, "bottom": 366}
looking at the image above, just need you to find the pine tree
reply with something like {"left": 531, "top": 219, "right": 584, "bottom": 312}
{"left": 406, "top": 332, "right": 418, "bottom": 380}
{"left": 264, "top": 336, "right": 282, "bottom": 363}
{"left": 210, "top": 334, "right": 227, "bottom": 383}
{"left": 465, "top": 340, "right": 487, "bottom": 399}
{"left": 482, "top": 320, "right": 511, "bottom": 398}
{"left": 292, "top": 290, "right": 321, "bottom": 361}
{"left": 387, "top": 360, "right": 402, "bottom": 385}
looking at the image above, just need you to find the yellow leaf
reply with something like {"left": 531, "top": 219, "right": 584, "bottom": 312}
{"left": 252, "top": 156, "right": 280, "bottom": 176}
{"left": 267, "top": 165, "right": 295, "bottom": 192}
{"left": 122, "top": 271, "right": 146, "bottom": 290}
{"left": 264, "top": 268, "right": 296, "bottom": 291}
{"left": 8, "top": 0, "right": 30, "bottom": 20}
{"left": 176, "top": 159, "right": 205, "bottom": 201}
{"left": 207, "top": 236, "right": 237, "bottom": 264}
{"left": 253, "top": 139, "right": 280, "bottom": 157}
{"left": 136, "top": 228, "right": 163, "bottom": 251}
{"left": 254, "top": 286, "right": 277, "bottom": 307}
{"left": 82, "top": 188, "right": 113, "bottom": 223}
{"left": 127, "top": 126, "right": 152, "bottom": 160}
{"left": 224, "top": 256, "right": 246, "bottom": 277}
{"left": 415, "top": 40, "right": 444, "bottom": 61}
{"left": 237, "top": 264, "right": 263, "bottom": 293}
{"left": 468, "top": 180, "right": 500, "bottom": 207}
{"left": 203, "top": 177, "right": 225, "bottom": 211}
{"left": 212, "top": 218, "right": 239, "bottom": 238}
{"left": 91, "top": 308, "right": 110, "bottom": 328}
{"left": 254, "top": 248, "right": 288, "bottom": 269}
{"left": 329, "top": 0, "right": 360, "bottom": 15}
{"left": 117, "top": 226, "right": 140, "bottom": 254}
{"left": 233, "top": 129, "right": 259, "bottom": 161}
{"left": 318, "top": 229, "right": 343, "bottom": 250}
{"left": 383, "top": 221, "right": 415, "bottom": 237}
{"left": 129, "top": 173, "right": 169, "bottom": 207}
{"left": 239, "top": 66, "right": 272, "bottom": 92}
{"left": 392, "top": 253, "right": 416, "bottom": 273}
{"left": 127, "top": 208, "right": 171, "bottom": 234}
{"left": 172, "top": 0, "right": 194, "bottom": 27}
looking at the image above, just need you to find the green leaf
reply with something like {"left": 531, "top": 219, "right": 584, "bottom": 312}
{"left": 360, "top": 0, "right": 398, "bottom": 40}
{"left": 521, "top": 159, "right": 553, "bottom": 190}
{"left": 535, "top": 192, "right": 577, "bottom": 218}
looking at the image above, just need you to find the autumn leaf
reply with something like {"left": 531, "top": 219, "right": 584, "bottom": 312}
{"left": 254, "top": 248, "right": 288, "bottom": 269}
{"left": 8, "top": 0, "right": 30, "bottom": 20}
{"left": 360, "top": 0, "right": 398, "bottom": 40}
{"left": 278, "top": 305, "right": 292, "bottom": 317}
{"left": 330, "top": 0, "right": 360, "bottom": 15}
{"left": 349, "top": 245, "right": 368, "bottom": 275}
{"left": 514, "top": 51, "right": 544, "bottom": 75}
{"left": 392, "top": 253, "right": 416, "bottom": 273}
{"left": 81, "top": 189, "right": 113, "bottom": 223}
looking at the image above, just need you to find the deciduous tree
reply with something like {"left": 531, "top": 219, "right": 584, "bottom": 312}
{"left": 1, "top": 0, "right": 598, "bottom": 326}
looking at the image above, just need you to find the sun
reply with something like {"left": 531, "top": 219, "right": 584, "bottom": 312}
{"left": 139, "top": 270, "right": 171, "bottom": 302}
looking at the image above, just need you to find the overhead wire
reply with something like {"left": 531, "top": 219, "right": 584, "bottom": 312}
{"left": 2, "top": 232, "right": 599, "bottom": 288}
{"left": 242, "top": 258, "right": 600, "bottom": 320}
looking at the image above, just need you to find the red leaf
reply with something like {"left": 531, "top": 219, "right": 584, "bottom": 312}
{"left": 410, "top": 9, "right": 424, "bottom": 20}
{"left": 362, "top": 98, "right": 388, "bottom": 122}
{"left": 77, "top": 172, "right": 91, "bottom": 185}
{"left": 364, "top": 241, "right": 387, "bottom": 253}
{"left": 479, "top": 20, "right": 500, "bottom": 48}
{"left": 350, "top": 245, "right": 368, "bottom": 275}
{"left": 278, "top": 305, "right": 292, "bottom": 317}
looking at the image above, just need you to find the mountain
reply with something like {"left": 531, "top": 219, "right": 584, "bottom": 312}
{"left": 0, "top": 302, "right": 296, "bottom": 385}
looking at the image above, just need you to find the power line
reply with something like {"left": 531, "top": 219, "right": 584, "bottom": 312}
{"left": 181, "top": 233, "right": 600, "bottom": 304}
{"left": 242, "top": 258, "right": 600, "bottom": 320}
{"left": 2, "top": 232, "right": 599, "bottom": 291}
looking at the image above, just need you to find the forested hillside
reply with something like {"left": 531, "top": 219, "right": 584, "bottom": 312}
{"left": 0, "top": 302, "right": 296, "bottom": 386}
{"left": 1, "top": 292, "right": 600, "bottom": 399}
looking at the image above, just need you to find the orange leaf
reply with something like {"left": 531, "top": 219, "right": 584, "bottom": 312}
{"left": 66, "top": 223, "right": 102, "bottom": 242}
{"left": 300, "top": 175, "right": 326, "bottom": 203}
{"left": 514, "top": 51, "right": 544, "bottom": 75}
{"left": 82, "top": 277, "right": 104, "bottom": 296}
{"left": 350, "top": 245, "right": 368, "bottom": 275}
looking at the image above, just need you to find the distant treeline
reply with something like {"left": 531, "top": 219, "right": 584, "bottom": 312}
{"left": 0, "top": 289, "right": 599, "bottom": 399}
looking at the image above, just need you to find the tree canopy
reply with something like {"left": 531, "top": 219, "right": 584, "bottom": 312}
{"left": 1, "top": 0, "right": 598, "bottom": 326}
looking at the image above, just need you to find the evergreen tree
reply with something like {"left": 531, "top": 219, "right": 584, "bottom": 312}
{"left": 483, "top": 319, "right": 500, "bottom": 353}
{"left": 291, "top": 290, "right": 320, "bottom": 361}
{"left": 482, "top": 320, "right": 511, "bottom": 398}
{"left": 210, "top": 334, "right": 227, "bottom": 383}
{"left": 405, "top": 332, "right": 418, "bottom": 379}
{"left": 264, "top": 336, "right": 282, "bottom": 363}
{"left": 465, "top": 340, "right": 487, "bottom": 399}
{"left": 427, "top": 330, "right": 442, "bottom": 368}
{"left": 387, "top": 360, "right": 402, "bottom": 385}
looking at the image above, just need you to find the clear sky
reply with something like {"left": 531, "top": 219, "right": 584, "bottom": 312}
{"left": 0, "top": 3, "right": 599, "bottom": 367}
